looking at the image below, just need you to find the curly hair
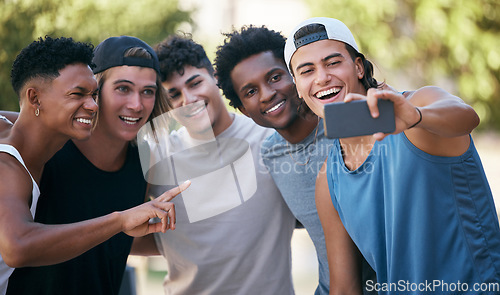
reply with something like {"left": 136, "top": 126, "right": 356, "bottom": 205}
{"left": 11, "top": 36, "right": 94, "bottom": 97}
{"left": 214, "top": 25, "right": 286, "bottom": 109}
{"left": 154, "top": 33, "right": 214, "bottom": 82}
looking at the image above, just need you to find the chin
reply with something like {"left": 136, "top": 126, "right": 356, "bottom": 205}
{"left": 73, "top": 133, "right": 92, "bottom": 141}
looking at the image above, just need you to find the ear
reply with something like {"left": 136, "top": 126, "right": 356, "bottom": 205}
{"left": 355, "top": 57, "right": 365, "bottom": 80}
{"left": 26, "top": 87, "right": 41, "bottom": 109}
{"left": 296, "top": 87, "right": 304, "bottom": 102}
{"left": 237, "top": 105, "right": 249, "bottom": 117}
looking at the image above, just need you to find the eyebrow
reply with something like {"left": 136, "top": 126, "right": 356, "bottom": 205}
{"left": 72, "top": 86, "right": 97, "bottom": 95}
{"left": 166, "top": 73, "right": 201, "bottom": 94}
{"left": 113, "top": 79, "right": 157, "bottom": 89}
{"left": 295, "top": 53, "right": 343, "bottom": 72}
{"left": 113, "top": 79, "right": 134, "bottom": 85}
{"left": 185, "top": 74, "right": 200, "bottom": 85}
{"left": 239, "top": 68, "right": 281, "bottom": 93}
{"left": 323, "top": 53, "right": 343, "bottom": 62}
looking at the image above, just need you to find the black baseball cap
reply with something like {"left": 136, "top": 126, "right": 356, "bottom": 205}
{"left": 92, "top": 35, "right": 160, "bottom": 74}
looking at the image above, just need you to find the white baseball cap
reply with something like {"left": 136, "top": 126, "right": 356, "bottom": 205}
{"left": 284, "top": 17, "right": 359, "bottom": 71}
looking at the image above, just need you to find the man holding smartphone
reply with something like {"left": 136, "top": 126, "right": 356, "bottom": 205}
{"left": 286, "top": 17, "right": 500, "bottom": 294}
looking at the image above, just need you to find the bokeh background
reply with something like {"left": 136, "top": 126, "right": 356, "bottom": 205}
{"left": 1, "top": 0, "right": 498, "bottom": 294}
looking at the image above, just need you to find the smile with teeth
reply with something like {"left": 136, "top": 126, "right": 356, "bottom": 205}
{"left": 76, "top": 118, "right": 92, "bottom": 125}
{"left": 265, "top": 100, "right": 285, "bottom": 114}
{"left": 185, "top": 104, "right": 206, "bottom": 117}
{"left": 315, "top": 87, "right": 341, "bottom": 99}
{"left": 120, "top": 116, "right": 141, "bottom": 125}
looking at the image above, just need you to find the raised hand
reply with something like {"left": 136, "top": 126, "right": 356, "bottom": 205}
{"left": 121, "top": 180, "right": 191, "bottom": 237}
{"left": 345, "top": 89, "right": 421, "bottom": 141}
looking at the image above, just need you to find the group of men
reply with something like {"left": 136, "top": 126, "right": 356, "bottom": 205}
{"left": 1, "top": 16, "right": 499, "bottom": 295}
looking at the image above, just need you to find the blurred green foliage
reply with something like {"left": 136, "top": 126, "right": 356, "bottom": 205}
{"left": 0, "top": 0, "right": 191, "bottom": 111}
{"left": 306, "top": 0, "right": 500, "bottom": 130}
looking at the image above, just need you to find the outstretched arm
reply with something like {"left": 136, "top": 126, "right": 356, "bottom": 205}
{"left": 403, "top": 86, "right": 479, "bottom": 137}
{"left": 0, "top": 159, "right": 189, "bottom": 268}
{"left": 347, "top": 86, "right": 479, "bottom": 156}
{"left": 316, "top": 160, "right": 363, "bottom": 295}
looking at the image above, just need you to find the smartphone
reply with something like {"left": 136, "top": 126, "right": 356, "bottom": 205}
{"left": 323, "top": 99, "right": 395, "bottom": 139}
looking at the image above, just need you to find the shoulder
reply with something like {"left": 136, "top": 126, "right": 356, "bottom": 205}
{"left": 261, "top": 132, "right": 285, "bottom": 157}
{"left": 0, "top": 152, "right": 32, "bottom": 202}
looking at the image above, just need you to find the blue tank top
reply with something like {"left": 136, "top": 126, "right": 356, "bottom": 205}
{"left": 327, "top": 133, "right": 500, "bottom": 294}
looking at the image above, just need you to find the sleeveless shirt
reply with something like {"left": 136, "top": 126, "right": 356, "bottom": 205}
{"left": 0, "top": 142, "right": 40, "bottom": 295}
{"left": 327, "top": 133, "right": 500, "bottom": 294}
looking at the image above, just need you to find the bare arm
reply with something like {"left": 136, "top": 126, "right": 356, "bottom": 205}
{"left": 316, "top": 160, "right": 363, "bottom": 295}
{"left": 404, "top": 86, "right": 479, "bottom": 136}
{"left": 347, "top": 86, "right": 478, "bottom": 156}
{"left": 0, "top": 160, "right": 188, "bottom": 268}
{"left": 403, "top": 86, "right": 478, "bottom": 156}
{"left": 0, "top": 111, "right": 19, "bottom": 123}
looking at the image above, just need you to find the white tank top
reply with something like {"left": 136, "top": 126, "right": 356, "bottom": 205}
{"left": 0, "top": 127, "right": 41, "bottom": 294}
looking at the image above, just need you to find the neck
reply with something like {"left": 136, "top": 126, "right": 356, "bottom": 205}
{"left": 212, "top": 110, "right": 234, "bottom": 137}
{"left": 7, "top": 115, "right": 70, "bottom": 182}
{"left": 339, "top": 135, "right": 376, "bottom": 171}
{"left": 339, "top": 134, "right": 376, "bottom": 146}
{"left": 73, "top": 128, "right": 129, "bottom": 172}
{"left": 277, "top": 114, "right": 319, "bottom": 144}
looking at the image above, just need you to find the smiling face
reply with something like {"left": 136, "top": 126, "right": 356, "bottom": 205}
{"left": 290, "top": 39, "right": 366, "bottom": 118}
{"left": 37, "top": 63, "right": 98, "bottom": 140}
{"left": 97, "top": 65, "right": 157, "bottom": 142}
{"left": 162, "top": 65, "right": 232, "bottom": 137}
{"left": 230, "top": 51, "right": 300, "bottom": 130}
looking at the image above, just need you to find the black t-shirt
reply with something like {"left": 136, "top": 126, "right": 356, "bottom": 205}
{"left": 7, "top": 140, "right": 147, "bottom": 295}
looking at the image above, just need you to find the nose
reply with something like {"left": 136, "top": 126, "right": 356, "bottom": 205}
{"left": 84, "top": 95, "right": 98, "bottom": 115}
{"left": 127, "top": 91, "right": 143, "bottom": 112}
{"left": 181, "top": 90, "right": 197, "bottom": 106}
{"left": 314, "top": 66, "right": 331, "bottom": 86}
{"left": 260, "top": 85, "right": 276, "bottom": 103}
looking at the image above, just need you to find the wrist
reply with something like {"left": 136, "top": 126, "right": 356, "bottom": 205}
{"left": 408, "top": 107, "right": 422, "bottom": 129}
{"left": 110, "top": 211, "right": 125, "bottom": 232}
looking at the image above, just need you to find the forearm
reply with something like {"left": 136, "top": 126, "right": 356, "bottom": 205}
{"left": 0, "top": 111, "right": 19, "bottom": 123}
{"left": 5, "top": 212, "right": 124, "bottom": 267}
{"left": 409, "top": 86, "right": 479, "bottom": 137}
{"left": 416, "top": 99, "right": 479, "bottom": 137}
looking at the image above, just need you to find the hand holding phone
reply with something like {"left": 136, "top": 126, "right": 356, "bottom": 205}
{"left": 323, "top": 99, "right": 395, "bottom": 139}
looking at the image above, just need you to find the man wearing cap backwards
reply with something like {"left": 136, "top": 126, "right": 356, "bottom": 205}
{"left": 285, "top": 17, "right": 500, "bottom": 294}
{"left": 4, "top": 36, "right": 189, "bottom": 295}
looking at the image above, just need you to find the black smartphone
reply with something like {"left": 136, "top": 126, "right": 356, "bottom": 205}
{"left": 323, "top": 99, "right": 395, "bottom": 139}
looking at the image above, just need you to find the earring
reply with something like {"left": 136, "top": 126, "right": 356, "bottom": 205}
{"left": 35, "top": 107, "right": 40, "bottom": 117}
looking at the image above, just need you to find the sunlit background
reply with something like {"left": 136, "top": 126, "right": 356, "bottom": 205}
{"left": 1, "top": 0, "right": 499, "bottom": 294}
